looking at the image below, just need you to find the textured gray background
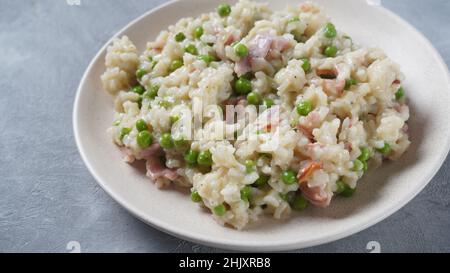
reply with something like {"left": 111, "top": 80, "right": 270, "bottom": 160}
{"left": 0, "top": 0, "right": 449, "bottom": 253}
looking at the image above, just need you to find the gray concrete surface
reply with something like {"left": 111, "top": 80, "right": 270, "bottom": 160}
{"left": 0, "top": 0, "right": 449, "bottom": 253}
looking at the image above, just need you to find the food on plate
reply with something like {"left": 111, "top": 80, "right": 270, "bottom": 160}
{"left": 101, "top": 0, "right": 410, "bottom": 229}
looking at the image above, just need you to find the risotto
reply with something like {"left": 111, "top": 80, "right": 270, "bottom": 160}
{"left": 101, "top": 1, "right": 410, "bottom": 229}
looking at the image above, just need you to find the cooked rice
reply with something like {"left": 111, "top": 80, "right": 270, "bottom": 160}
{"left": 101, "top": 1, "right": 410, "bottom": 229}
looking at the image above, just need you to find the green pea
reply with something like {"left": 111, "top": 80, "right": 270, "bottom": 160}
{"left": 217, "top": 4, "right": 231, "bottom": 17}
{"left": 198, "top": 55, "right": 215, "bottom": 64}
{"left": 194, "top": 26, "right": 204, "bottom": 39}
{"left": 324, "top": 22, "right": 337, "bottom": 38}
{"left": 377, "top": 142, "right": 391, "bottom": 155}
{"left": 170, "top": 115, "right": 180, "bottom": 125}
{"left": 197, "top": 150, "right": 213, "bottom": 167}
{"left": 254, "top": 174, "right": 269, "bottom": 187}
{"left": 300, "top": 58, "right": 311, "bottom": 72}
{"left": 235, "top": 77, "right": 252, "bottom": 94}
{"left": 358, "top": 147, "right": 371, "bottom": 162}
{"left": 184, "top": 44, "right": 198, "bottom": 55}
{"left": 296, "top": 100, "right": 313, "bottom": 116}
{"left": 262, "top": 98, "right": 275, "bottom": 108}
{"left": 280, "top": 192, "right": 296, "bottom": 203}
{"left": 137, "top": 130, "right": 153, "bottom": 148}
{"left": 175, "top": 32, "right": 186, "bottom": 42}
{"left": 169, "top": 59, "right": 183, "bottom": 72}
{"left": 345, "top": 78, "right": 357, "bottom": 90}
{"left": 362, "top": 160, "right": 368, "bottom": 172}
{"left": 120, "top": 127, "right": 132, "bottom": 140}
{"left": 136, "top": 69, "right": 148, "bottom": 80}
{"left": 132, "top": 85, "right": 145, "bottom": 95}
{"left": 191, "top": 191, "right": 202, "bottom": 202}
{"left": 137, "top": 96, "right": 143, "bottom": 109}
{"left": 335, "top": 180, "right": 346, "bottom": 194}
{"left": 240, "top": 186, "right": 252, "bottom": 202}
{"left": 241, "top": 72, "right": 253, "bottom": 80}
{"left": 281, "top": 170, "right": 297, "bottom": 185}
{"left": 335, "top": 180, "right": 355, "bottom": 197}
{"left": 136, "top": 130, "right": 153, "bottom": 149}
{"left": 292, "top": 195, "right": 308, "bottom": 210}
{"left": 185, "top": 149, "right": 199, "bottom": 165}
{"left": 352, "top": 159, "right": 364, "bottom": 171}
{"left": 145, "top": 84, "right": 160, "bottom": 99}
{"left": 234, "top": 43, "right": 249, "bottom": 57}
{"left": 159, "top": 133, "right": 174, "bottom": 149}
{"left": 288, "top": 16, "right": 300, "bottom": 23}
{"left": 247, "top": 92, "right": 261, "bottom": 105}
{"left": 173, "top": 136, "right": 188, "bottom": 148}
{"left": 395, "top": 87, "right": 405, "bottom": 100}
{"left": 245, "top": 160, "right": 255, "bottom": 173}
{"left": 342, "top": 185, "right": 356, "bottom": 197}
{"left": 324, "top": 45, "right": 337, "bottom": 57}
{"left": 135, "top": 119, "right": 148, "bottom": 132}
{"left": 158, "top": 100, "right": 172, "bottom": 108}
{"left": 213, "top": 204, "right": 226, "bottom": 216}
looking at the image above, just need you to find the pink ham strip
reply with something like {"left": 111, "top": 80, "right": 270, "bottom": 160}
{"left": 234, "top": 57, "right": 251, "bottom": 76}
{"left": 297, "top": 124, "right": 314, "bottom": 142}
{"left": 142, "top": 143, "right": 179, "bottom": 182}
{"left": 323, "top": 78, "right": 345, "bottom": 96}
{"left": 249, "top": 35, "right": 272, "bottom": 58}
{"left": 297, "top": 161, "right": 331, "bottom": 208}
{"left": 297, "top": 161, "right": 323, "bottom": 183}
{"left": 271, "top": 37, "right": 291, "bottom": 52}
{"left": 300, "top": 183, "right": 332, "bottom": 208}
{"left": 224, "top": 32, "right": 238, "bottom": 46}
{"left": 344, "top": 142, "right": 353, "bottom": 152}
{"left": 146, "top": 157, "right": 179, "bottom": 182}
{"left": 234, "top": 35, "right": 291, "bottom": 76}
{"left": 140, "top": 143, "right": 164, "bottom": 158}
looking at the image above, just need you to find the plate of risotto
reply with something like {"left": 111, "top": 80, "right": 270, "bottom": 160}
{"left": 74, "top": 0, "right": 450, "bottom": 250}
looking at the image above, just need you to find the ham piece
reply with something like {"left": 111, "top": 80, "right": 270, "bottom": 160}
{"left": 142, "top": 143, "right": 179, "bottom": 181}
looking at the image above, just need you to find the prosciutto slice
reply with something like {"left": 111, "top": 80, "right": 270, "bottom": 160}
{"left": 142, "top": 143, "right": 179, "bottom": 182}
{"left": 234, "top": 34, "right": 292, "bottom": 76}
{"left": 146, "top": 157, "right": 179, "bottom": 181}
{"left": 300, "top": 183, "right": 332, "bottom": 208}
{"left": 140, "top": 143, "right": 164, "bottom": 158}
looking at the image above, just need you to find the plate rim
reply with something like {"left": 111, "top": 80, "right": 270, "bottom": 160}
{"left": 73, "top": 0, "right": 450, "bottom": 251}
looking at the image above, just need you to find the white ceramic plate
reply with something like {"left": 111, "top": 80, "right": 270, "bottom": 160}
{"left": 73, "top": 0, "right": 450, "bottom": 251}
